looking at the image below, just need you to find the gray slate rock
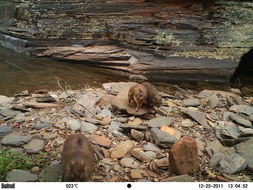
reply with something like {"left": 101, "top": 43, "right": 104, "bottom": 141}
{"left": 181, "top": 108, "right": 211, "bottom": 129}
{"left": 23, "top": 139, "right": 45, "bottom": 153}
{"left": 100, "top": 108, "right": 112, "bottom": 118}
{"left": 2, "top": 133, "right": 31, "bottom": 146}
{"left": 0, "top": 124, "right": 12, "bottom": 136}
{"left": 229, "top": 113, "right": 252, "bottom": 128}
{"left": 150, "top": 128, "right": 177, "bottom": 148}
{"left": 6, "top": 169, "right": 38, "bottom": 182}
{"left": 39, "top": 163, "right": 63, "bottom": 182}
{"left": 235, "top": 138, "right": 253, "bottom": 171}
{"left": 66, "top": 119, "right": 81, "bottom": 131}
{"left": 143, "top": 143, "right": 161, "bottom": 152}
{"left": 220, "top": 153, "right": 247, "bottom": 174}
{"left": 210, "top": 153, "right": 225, "bottom": 167}
{"left": 229, "top": 105, "right": 253, "bottom": 117}
{"left": 221, "top": 122, "right": 240, "bottom": 139}
{"left": 183, "top": 98, "right": 200, "bottom": 107}
{"left": 33, "top": 123, "right": 53, "bottom": 130}
{"left": 238, "top": 126, "right": 253, "bottom": 136}
{"left": 0, "top": 108, "right": 21, "bottom": 120}
{"left": 208, "top": 94, "right": 219, "bottom": 109}
{"left": 147, "top": 117, "right": 174, "bottom": 128}
{"left": 80, "top": 121, "right": 98, "bottom": 133}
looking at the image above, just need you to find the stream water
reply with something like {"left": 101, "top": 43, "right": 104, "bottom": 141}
{"left": 0, "top": 47, "right": 127, "bottom": 96}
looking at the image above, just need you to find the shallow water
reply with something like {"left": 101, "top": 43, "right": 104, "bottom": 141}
{"left": 0, "top": 47, "right": 127, "bottom": 96}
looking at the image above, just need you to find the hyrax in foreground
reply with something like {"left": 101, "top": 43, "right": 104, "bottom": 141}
{"left": 61, "top": 134, "right": 96, "bottom": 182}
{"left": 128, "top": 83, "right": 148, "bottom": 111}
{"left": 141, "top": 82, "right": 162, "bottom": 107}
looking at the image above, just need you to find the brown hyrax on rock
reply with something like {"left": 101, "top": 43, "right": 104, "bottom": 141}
{"left": 128, "top": 83, "right": 148, "bottom": 111}
{"left": 61, "top": 133, "right": 96, "bottom": 182}
{"left": 141, "top": 82, "right": 162, "bottom": 107}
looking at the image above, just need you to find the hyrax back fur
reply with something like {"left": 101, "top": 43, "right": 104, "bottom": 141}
{"left": 128, "top": 84, "right": 147, "bottom": 111}
{"left": 141, "top": 82, "right": 162, "bottom": 107}
{"left": 61, "top": 134, "right": 96, "bottom": 182}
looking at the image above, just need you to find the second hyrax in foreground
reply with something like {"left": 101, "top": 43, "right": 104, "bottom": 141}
{"left": 61, "top": 133, "right": 96, "bottom": 182}
{"left": 128, "top": 83, "right": 147, "bottom": 111}
{"left": 141, "top": 82, "right": 162, "bottom": 107}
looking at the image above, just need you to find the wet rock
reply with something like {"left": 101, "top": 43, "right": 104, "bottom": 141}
{"left": 150, "top": 128, "right": 177, "bottom": 148}
{"left": 160, "top": 125, "right": 181, "bottom": 140}
{"left": 208, "top": 94, "right": 219, "bottom": 109}
{"left": 235, "top": 138, "right": 253, "bottom": 171}
{"left": 181, "top": 119, "right": 194, "bottom": 127}
{"left": 23, "top": 139, "right": 45, "bottom": 153}
{"left": 120, "top": 157, "right": 140, "bottom": 169}
{"left": 161, "top": 174, "right": 194, "bottom": 182}
{"left": 6, "top": 169, "right": 38, "bottom": 182}
{"left": 229, "top": 105, "right": 253, "bottom": 117}
{"left": 90, "top": 135, "right": 112, "bottom": 148}
{"left": 130, "top": 169, "right": 143, "bottom": 179}
{"left": 110, "top": 140, "right": 135, "bottom": 159}
{"left": 39, "top": 163, "right": 63, "bottom": 182}
{"left": 169, "top": 136, "right": 199, "bottom": 174}
{"left": 0, "top": 124, "right": 12, "bottom": 136}
{"left": 66, "top": 119, "right": 81, "bottom": 131}
{"left": 220, "top": 122, "right": 240, "bottom": 139}
{"left": 0, "top": 95, "right": 12, "bottom": 105}
{"left": 130, "top": 129, "right": 144, "bottom": 142}
{"left": 220, "top": 153, "right": 247, "bottom": 174}
{"left": 33, "top": 123, "right": 53, "bottom": 130}
{"left": 143, "top": 143, "right": 161, "bottom": 152}
{"left": 2, "top": 133, "right": 31, "bottom": 146}
{"left": 238, "top": 126, "right": 253, "bottom": 136}
{"left": 181, "top": 108, "right": 211, "bottom": 130}
{"left": 229, "top": 113, "right": 252, "bottom": 128}
{"left": 147, "top": 117, "right": 174, "bottom": 128}
{"left": 183, "top": 98, "right": 200, "bottom": 107}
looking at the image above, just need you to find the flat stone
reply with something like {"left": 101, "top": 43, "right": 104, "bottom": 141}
{"left": 238, "top": 126, "right": 253, "bottom": 136}
{"left": 128, "top": 118, "right": 142, "bottom": 126}
{"left": 0, "top": 124, "right": 12, "bottom": 136}
{"left": 6, "top": 169, "right": 38, "bottom": 182}
{"left": 33, "top": 123, "right": 53, "bottom": 130}
{"left": 169, "top": 136, "right": 199, "bottom": 174}
{"left": 160, "top": 125, "right": 181, "bottom": 140}
{"left": 182, "top": 98, "right": 201, "bottom": 107}
{"left": 142, "top": 151, "right": 156, "bottom": 160}
{"left": 210, "top": 153, "right": 225, "bottom": 167}
{"left": 23, "top": 139, "right": 45, "bottom": 153}
{"left": 208, "top": 94, "right": 219, "bottom": 109}
{"left": 147, "top": 117, "right": 174, "bottom": 128}
{"left": 161, "top": 174, "right": 194, "bottom": 182}
{"left": 130, "top": 129, "right": 144, "bottom": 142}
{"left": 143, "top": 143, "right": 161, "bottom": 152}
{"left": 181, "top": 119, "right": 194, "bottom": 127}
{"left": 229, "top": 113, "right": 252, "bottom": 128}
{"left": 0, "top": 95, "right": 12, "bottom": 105}
{"left": 221, "top": 121, "right": 240, "bottom": 139}
{"left": 220, "top": 153, "right": 247, "bottom": 174}
{"left": 99, "top": 117, "right": 112, "bottom": 125}
{"left": 110, "top": 140, "right": 135, "bottom": 159}
{"left": 42, "top": 132, "right": 57, "bottom": 140}
{"left": 103, "top": 82, "right": 136, "bottom": 95}
{"left": 120, "top": 157, "right": 140, "bottom": 169}
{"left": 235, "top": 138, "right": 253, "bottom": 171}
{"left": 66, "top": 119, "right": 81, "bottom": 131}
{"left": 81, "top": 121, "right": 98, "bottom": 133}
{"left": 39, "top": 163, "right": 63, "bottom": 182}
{"left": 223, "top": 112, "right": 234, "bottom": 121}
{"left": 85, "top": 117, "right": 100, "bottom": 124}
{"left": 0, "top": 108, "right": 21, "bottom": 120}
{"left": 157, "top": 106, "right": 173, "bottom": 116}
{"left": 150, "top": 128, "right": 177, "bottom": 148}
{"left": 130, "top": 169, "right": 143, "bottom": 179}
{"left": 229, "top": 105, "right": 253, "bottom": 117}
{"left": 2, "top": 133, "right": 32, "bottom": 146}
{"left": 120, "top": 124, "right": 147, "bottom": 131}
{"left": 90, "top": 135, "right": 112, "bottom": 148}
{"left": 181, "top": 108, "right": 211, "bottom": 130}
{"left": 100, "top": 108, "right": 112, "bottom": 118}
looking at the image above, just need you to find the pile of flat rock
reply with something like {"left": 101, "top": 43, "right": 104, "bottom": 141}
{"left": 0, "top": 82, "right": 253, "bottom": 182}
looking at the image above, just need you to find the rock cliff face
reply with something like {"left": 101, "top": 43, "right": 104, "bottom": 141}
{"left": 0, "top": 0, "right": 252, "bottom": 83}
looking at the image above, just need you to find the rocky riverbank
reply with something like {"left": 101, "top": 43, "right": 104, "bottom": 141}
{"left": 0, "top": 82, "right": 253, "bottom": 182}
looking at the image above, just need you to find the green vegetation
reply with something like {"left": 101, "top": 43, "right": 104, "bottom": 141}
{"left": 0, "top": 149, "right": 46, "bottom": 181}
{"left": 153, "top": 32, "right": 181, "bottom": 47}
